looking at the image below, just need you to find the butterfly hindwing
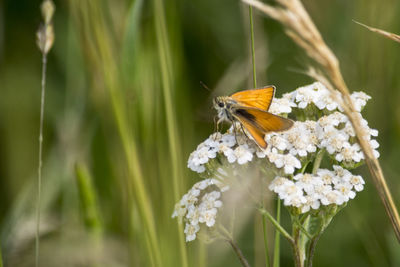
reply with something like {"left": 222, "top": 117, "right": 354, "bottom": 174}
{"left": 230, "top": 86, "right": 275, "bottom": 111}
{"left": 233, "top": 107, "right": 293, "bottom": 134}
{"left": 234, "top": 116, "right": 268, "bottom": 148}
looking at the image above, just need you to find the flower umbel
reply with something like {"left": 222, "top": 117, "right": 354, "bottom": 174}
{"left": 172, "top": 178, "right": 229, "bottom": 242}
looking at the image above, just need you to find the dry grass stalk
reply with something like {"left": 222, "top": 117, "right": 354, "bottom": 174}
{"left": 354, "top": 20, "right": 400, "bottom": 44}
{"left": 243, "top": 0, "right": 400, "bottom": 242}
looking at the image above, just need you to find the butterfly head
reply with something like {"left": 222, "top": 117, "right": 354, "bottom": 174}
{"left": 213, "top": 96, "right": 235, "bottom": 110}
{"left": 213, "top": 96, "right": 237, "bottom": 123}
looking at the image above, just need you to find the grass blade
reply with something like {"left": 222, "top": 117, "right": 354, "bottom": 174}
{"left": 153, "top": 0, "right": 188, "bottom": 265}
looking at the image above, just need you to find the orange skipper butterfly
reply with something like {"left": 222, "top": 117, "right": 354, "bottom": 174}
{"left": 213, "top": 86, "right": 293, "bottom": 149}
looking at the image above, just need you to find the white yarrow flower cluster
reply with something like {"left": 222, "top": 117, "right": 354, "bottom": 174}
{"left": 269, "top": 166, "right": 365, "bottom": 213}
{"left": 318, "top": 112, "right": 379, "bottom": 165}
{"left": 254, "top": 121, "right": 319, "bottom": 175}
{"left": 172, "top": 178, "right": 229, "bottom": 242}
{"left": 282, "top": 82, "right": 371, "bottom": 113}
{"left": 187, "top": 132, "right": 256, "bottom": 173}
{"left": 290, "top": 82, "right": 342, "bottom": 111}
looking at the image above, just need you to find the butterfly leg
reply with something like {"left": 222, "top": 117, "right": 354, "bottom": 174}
{"left": 214, "top": 116, "right": 219, "bottom": 133}
{"left": 230, "top": 119, "right": 240, "bottom": 145}
{"left": 240, "top": 123, "right": 251, "bottom": 141}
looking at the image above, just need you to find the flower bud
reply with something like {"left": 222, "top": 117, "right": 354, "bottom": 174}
{"left": 36, "top": 24, "right": 54, "bottom": 54}
{"left": 41, "top": 0, "right": 55, "bottom": 24}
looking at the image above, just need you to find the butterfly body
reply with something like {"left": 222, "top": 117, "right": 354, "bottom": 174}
{"left": 213, "top": 86, "right": 293, "bottom": 149}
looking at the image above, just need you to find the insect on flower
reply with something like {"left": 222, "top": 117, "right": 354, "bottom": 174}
{"left": 213, "top": 86, "right": 294, "bottom": 149}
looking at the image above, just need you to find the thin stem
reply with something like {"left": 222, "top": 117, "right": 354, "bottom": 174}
{"left": 36, "top": 53, "right": 47, "bottom": 267}
{"left": 312, "top": 149, "right": 324, "bottom": 174}
{"left": 228, "top": 239, "right": 251, "bottom": 267}
{"left": 262, "top": 209, "right": 271, "bottom": 267}
{"left": 291, "top": 227, "right": 303, "bottom": 267}
{"left": 294, "top": 217, "right": 312, "bottom": 240}
{"left": 305, "top": 233, "right": 322, "bottom": 267}
{"left": 299, "top": 160, "right": 310, "bottom": 174}
{"left": 249, "top": 10, "right": 264, "bottom": 265}
{"left": 259, "top": 208, "right": 294, "bottom": 243}
{"left": 272, "top": 199, "right": 281, "bottom": 267}
{"left": 305, "top": 216, "right": 329, "bottom": 267}
{"left": 249, "top": 6, "right": 257, "bottom": 88}
{"left": 219, "top": 225, "right": 250, "bottom": 267}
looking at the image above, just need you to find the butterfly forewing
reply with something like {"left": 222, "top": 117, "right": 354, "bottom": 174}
{"left": 230, "top": 86, "right": 275, "bottom": 111}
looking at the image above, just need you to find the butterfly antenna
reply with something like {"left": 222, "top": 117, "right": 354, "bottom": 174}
{"left": 287, "top": 66, "right": 308, "bottom": 76}
{"left": 200, "top": 81, "right": 212, "bottom": 92}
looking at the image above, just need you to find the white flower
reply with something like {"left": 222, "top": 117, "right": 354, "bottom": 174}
{"left": 282, "top": 154, "right": 302, "bottom": 174}
{"left": 293, "top": 82, "right": 325, "bottom": 109}
{"left": 280, "top": 183, "right": 306, "bottom": 207}
{"left": 269, "top": 177, "right": 294, "bottom": 194}
{"left": 334, "top": 182, "right": 356, "bottom": 201}
{"left": 267, "top": 134, "right": 288, "bottom": 151}
{"left": 199, "top": 208, "right": 218, "bottom": 227}
{"left": 265, "top": 148, "right": 301, "bottom": 174}
{"left": 294, "top": 173, "right": 323, "bottom": 192}
{"left": 346, "top": 174, "right": 365, "bottom": 192}
{"left": 186, "top": 205, "right": 201, "bottom": 225}
{"left": 318, "top": 112, "right": 348, "bottom": 129}
{"left": 351, "top": 91, "right": 371, "bottom": 112}
{"left": 184, "top": 223, "right": 200, "bottom": 242}
{"left": 221, "top": 134, "right": 237, "bottom": 146}
{"left": 316, "top": 169, "right": 333, "bottom": 185}
{"left": 172, "top": 203, "right": 187, "bottom": 220}
{"left": 300, "top": 195, "right": 321, "bottom": 213}
{"left": 187, "top": 139, "right": 217, "bottom": 173}
{"left": 226, "top": 144, "right": 254, "bottom": 164}
{"left": 311, "top": 184, "right": 333, "bottom": 200}
{"left": 289, "top": 82, "right": 342, "bottom": 111}
{"left": 321, "top": 189, "right": 346, "bottom": 205}
{"left": 269, "top": 95, "right": 296, "bottom": 115}
{"left": 335, "top": 143, "right": 363, "bottom": 163}
{"left": 284, "top": 121, "right": 318, "bottom": 157}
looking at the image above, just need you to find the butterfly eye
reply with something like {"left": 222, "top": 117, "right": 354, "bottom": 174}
{"left": 218, "top": 102, "right": 224, "bottom": 108}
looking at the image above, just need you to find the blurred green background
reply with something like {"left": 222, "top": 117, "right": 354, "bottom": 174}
{"left": 1, "top": 0, "right": 400, "bottom": 266}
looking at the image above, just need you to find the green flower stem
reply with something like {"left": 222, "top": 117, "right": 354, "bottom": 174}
{"left": 272, "top": 199, "right": 281, "bottom": 267}
{"left": 305, "top": 232, "right": 322, "bottom": 267}
{"left": 305, "top": 221, "right": 326, "bottom": 267}
{"left": 312, "top": 149, "right": 325, "bottom": 174}
{"left": 262, "top": 212, "right": 271, "bottom": 267}
{"left": 36, "top": 51, "right": 47, "bottom": 267}
{"left": 304, "top": 207, "right": 339, "bottom": 266}
{"left": 259, "top": 208, "right": 294, "bottom": 243}
{"left": 290, "top": 224, "right": 303, "bottom": 267}
{"left": 299, "top": 160, "right": 311, "bottom": 174}
{"left": 219, "top": 226, "right": 250, "bottom": 267}
{"left": 294, "top": 216, "right": 312, "bottom": 240}
{"left": 249, "top": 6, "right": 257, "bottom": 88}
{"left": 228, "top": 239, "right": 251, "bottom": 267}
